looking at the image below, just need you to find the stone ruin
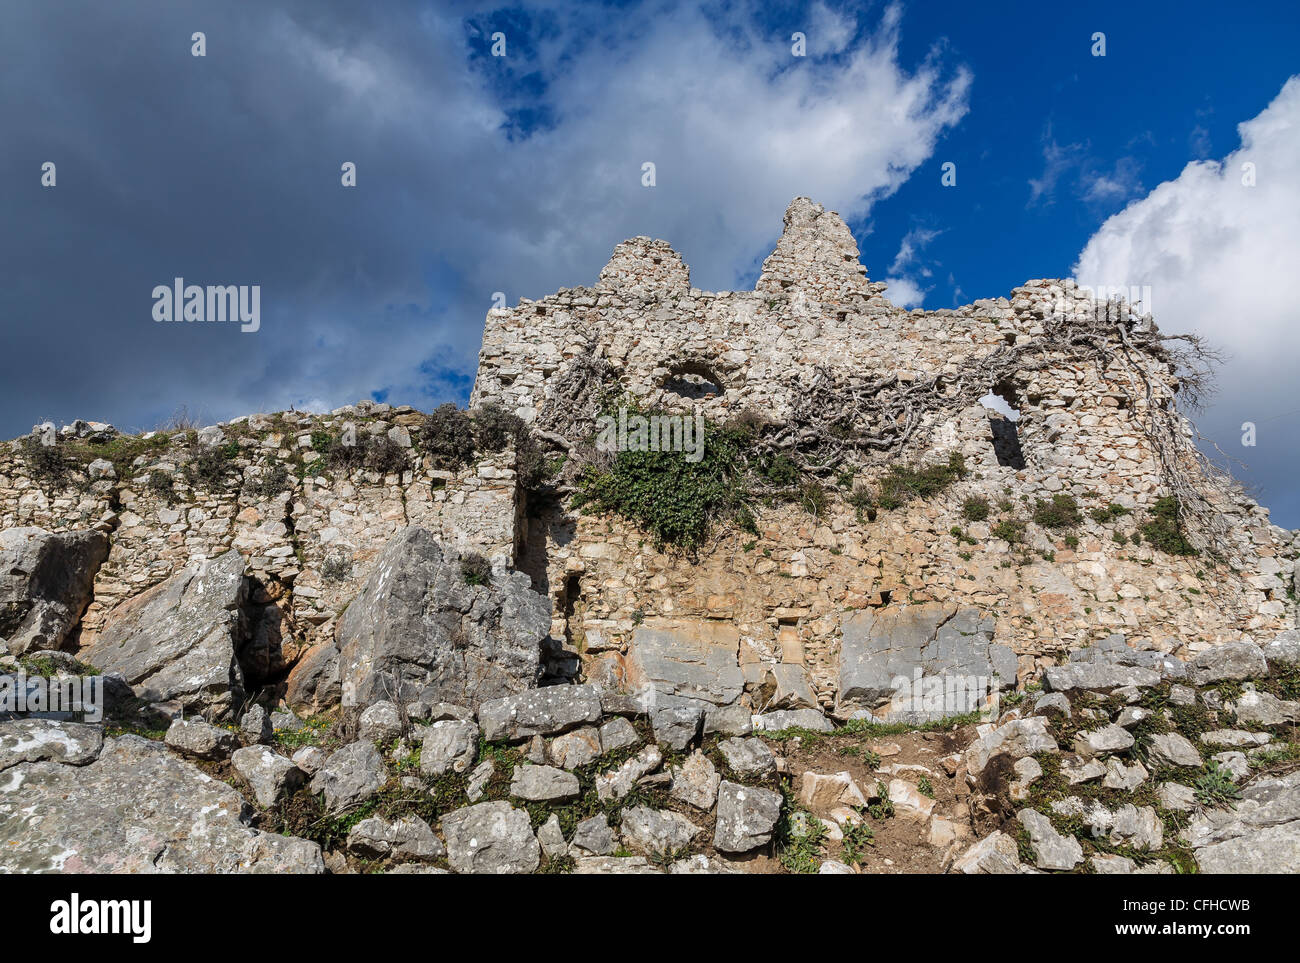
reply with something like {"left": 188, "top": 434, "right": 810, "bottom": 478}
{"left": 0, "top": 197, "right": 1296, "bottom": 725}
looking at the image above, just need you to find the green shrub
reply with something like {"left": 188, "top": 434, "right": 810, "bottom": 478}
{"left": 991, "top": 516, "right": 1027, "bottom": 544}
{"left": 461, "top": 552, "right": 492, "bottom": 586}
{"left": 574, "top": 415, "right": 755, "bottom": 553}
{"left": 362, "top": 436, "right": 410, "bottom": 475}
{"left": 18, "top": 436, "right": 73, "bottom": 487}
{"left": 1140, "top": 496, "right": 1198, "bottom": 556}
{"left": 1032, "top": 493, "right": 1082, "bottom": 529}
{"left": 1090, "top": 503, "right": 1131, "bottom": 524}
{"left": 961, "top": 495, "right": 990, "bottom": 521}
{"left": 1193, "top": 761, "right": 1242, "bottom": 808}
{"left": 797, "top": 480, "right": 828, "bottom": 518}
{"left": 419, "top": 404, "right": 476, "bottom": 469}
{"left": 185, "top": 442, "right": 240, "bottom": 490}
{"left": 876, "top": 453, "right": 967, "bottom": 511}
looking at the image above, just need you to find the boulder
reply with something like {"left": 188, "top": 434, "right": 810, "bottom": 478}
{"left": 0, "top": 734, "right": 322, "bottom": 872}
{"left": 598, "top": 716, "right": 641, "bottom": 754}
{"left": 623, "top": 620, "right": 744, "bottom": 707}
{"left": 549, "top": 727, "right": 602, "bottom": 769}
{"left": 1145, "top": 732, "right": 1203, "bottom": 769}
{"left": 509, "top": 764, "right": 580, "bottom": 802}
{"left": 82, "top": 550, "right": 249, "bottom": 718}
{"left": 164, "top": 717, "right": 238, "bottom": 761}
{"left": 718, "top": 737, "right": 777, "bottom": 778}
{"left": 670, "top": 751, "right": 720, "bottom": 810}
{"left": 1017, "top": 808, "right": 1082, "bottom": 870}
{"left": 1043, "top": 663, "right": 1161, "bottom": 691}
{"left": 419, "top": 720, "right": 479, "bottom": 776}
{"left": 952, "top": 831, "right": 1021, "bottom": 874}
{"left": 0, "top": 718, "right": 103, "bottom": 770}
{"left": 310, "top": 740, "right": 387, "bottom": 813}
{"left": 347, "top": 815, "right": 444, "bottom": 860}
{"left": 836, "top": 603, "right": 1014, "bottom": 719}
{"left": 478, "top": 684, "right": 603, "bottom": 742}
{"left": 1190, "top": 641, "right": 1268, "bottom": 685}
{"left": 0, "top": 527, "right": 108, "bottom": 656}
{"left": 572, "top": 814, "right": 617, "bottom": 855}
{"left": 440, "top": 801, "right": 539, "bottom": 874}
{"left": 358, "top": 701, "right": 405, "bottom": 743}
{"left": 231, "top": 746, "right": 304, "bottom": 808}
{"left": 1261, "top": 630, "right": 1300, "bottom": 671}
{"left": 620, "top": 805, "right": 702, "bottom": 857}
{"left": 650, "top": 704, "right": 703, "bottom": 750}
{"left": 714, "top": 781, "right": 782, "bottom": 853}
{"left": 321, "top": 527, "right": 549, "bottom": 710}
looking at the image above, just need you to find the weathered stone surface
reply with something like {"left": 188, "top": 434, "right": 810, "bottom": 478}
{"left": 595, "top": 745, "right": 663, "bottom": 802}
{"left": 753, "top": 708, "right": 832, "bottom": 732}
{"left": 650, "top": 704, "right": 703, "bottom": 750}
{"left": 358, "top": 701, "right": 405, "bottom": 743}
{"left": 1261, "top": 630, "right": 1300, "bottom": 671}
{"left": 888, "top": 778, "right": 936, "bottom": 823}
{"left": 0, "top": 718, "right": 103, "bottom": 770}
{"left": 310, "top": 740, "right": 387, "bottom": 813}
{"left": 1195, "top": 822, "right": 1300, "bottom": 874}
{"left": 670, "top": 750, "right": 719, "bottom": 810}
{"left": 347, "top": 815, "right": 444, "bottom": 860}
{"left": 82, "top": 550, "right": 248, "bottom": 717}
{"left": 326, "top": 527, "right": 549, "bottom": 710}
{"left": 598, "top": 716, "right": 640, "bottom": 754}
{"left": 1202, "top": 729, "right": 1271, "bottom": 749}
{"left": 703, "top": 703, "right": 753, "bottom": 737}
{"left": 718, "top": 737, "right": 777, "bottom": 778}
{"left": 623, "top": 620, "right": 744, "bottom": 707}
{"left": 0, "top": 527, "right": 108, "bottom": 656}
{"left": 440, "top": 801, "right": 539, "bottom": 874}
{"left": 1043, "top": 662, "right": 1161, "bottom": 691}
{"left": 952, "top": 831, "right": 1022, "bottom": 874}
{"left": 0, "top": 735, "right": 322, "bottom": 872}
{"left": 620, "top": 805, "right": 701, "bottom": 856}
{"left": 1017, "top": 808, "right": 1082, "bottom": 870}
{"left": 1230, "top": 688, "right": 1298, "bottom": 727}
{"left": 714, "top": 780, "right": 782, "bottom": 853}
{"left": 240, "top": 704, "right": 273, "bottom": 744}
{"left": 1145, "top": 732, "right": 1203, "bottom": 769}
{"left": 231, "top": 745, "right": 304, "bottom": 808}
{"left": 466, "top": 758, "right": 494, "bottom": 802}
{"left": 1087, "top": 803, "right": 1163, "bottom": 851}
{"left": 572, "top": 814, "right": 616, "bottom": 855}
{"left": 478, "top": 684, "right": 603, "bottom": 742}
{"left": 549, "top": 727, "right": 602, "bottom": 769}
{"left": 1190, "top": 640, "right": 1268, "bottom": 685}
{"left": 419, "top": 720, "right": 479, "bottom": 776}
{"left": 965, "top": 716, "right": 1058, "bottom": 774}
{"left": 573, "top": 855, "right": 659, "bottom": 874}
{"left": 291, "top": 746, "right": 326, "bottom": 775}
{"left": 837, "top": 604, "right": 1013, "bottom": 718}
{"left": 510, "top": 764, "right": 580, "bottom": 802}
{"left": 1102, "top": 758, "right": 1149, "bottom": 791}
{"left": 1074, "top": 724, "right": 1135, "bottom": 758}
{"left": 798, "top": 770, "right": 867, "bottom": 813}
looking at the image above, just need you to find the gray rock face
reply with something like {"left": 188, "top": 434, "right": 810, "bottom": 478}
{"left": 753, "top": 708, "right": 833, "bottom": 732}
{"left": 620, "top": 805, "right": 702, "bottom": 856}
{"left": 347, "top": 815, "right": 444, "bottom": 859}
{"left": 82, "top": 550, "right": 249, "bottom": 718}
{"left": 165, "top": 718, "right": 238, "bottom": 760}
{"left": 837, "top": 604, "right": 1014, "bottom": 719}
{"left": 965, "top": 716, "right": 1058, "bottom": 775}
{"left": 1190, "top": 641, "right": 1268, "bottom": 685}
{"left": 0, "top": 734, "right": 323, "bottom": 872}
{"left": 572, "top": 814, "right": 616, "bottom": 855}
{"left": 240, "top": 704, "right": 273, "bottom": 744}
{"left": 510, "top": 764, "right": 580, "bottom": 802}
{"left": 623, "top": 622, "right": 744, "bottom": 707}
{"left": 1043, "top": 662, "right": 1161, "bottom": 691}
{"left": 0, "top": 718, "right": 103, "bottom": 770}
{"left": 1074, "top": 724, "right": 1135, "bottom": 758}
{"left": 714, "top": 780, "right": 782, "bottom": 853}
{"left": 1261, "top": 630, "right": 1300, "bottom": 671}
{"left": 1230, "top": 688, "right": 1299, "bottom": 727}
{"left": 1145, "top": 732, "right": 1203, "bottom": 769}
{"left": 650, "top": 704, "right": 703, "bottom": 750}
{"left": 1067, "top": 635, "right": 1187, "bottom": 680}
{"left": 324, "top": 527, "right": 550, "bottom": 710}
{"left": 231, "top": 746, "right": 304, "bottom": 808}
{"left": 549, "top": 727, "right": 602, "bottom": 769}
{"left": 420, "top": 720, "right": 479, "bottom": 776}
{"left": 703, "top": 703, "right": 753, "bottom": 737}
{"left": 440, "top": 801, "right": 539, "bottom": 874}
{"left": 595, "top": 745, "right": 663, "bottom": 802}
{"left": 537, "top": 813, "right": 567, "bottom": 858}
{"left": 598, "top": 716, "right": 640, "bottom": 754}
{"left": 358, "top": 701, "right": 405, "bottom": 743}
{"left": 1017, "top": 808, "right": 1082, "bottom": 870}
{"left": 952, "top": 831, "right": 1022, "bottom": 874}
{"left": 670, "top": 750, "right": 720, "bottom": 810}
{"left": 0, "top": 527, "right": 108, "bottom": 656}
{"left": 1183, "top": 770, "right": 1300, "bottom": 873}
{"left": 718, "top": 737, "right": 777, "bottom": 778}
{"left": 478, "top": 684, "right": 603, "bottom": 742}
{"left": 310, "top": 740, "right": 387, "bottom": 813}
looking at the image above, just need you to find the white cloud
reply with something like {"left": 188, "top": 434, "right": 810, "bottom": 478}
{"left": 883, "top": 276, "right": 926, "bottom": 308}
{"left": 1074, "top": 76, "right": 1300, "bottom": 518}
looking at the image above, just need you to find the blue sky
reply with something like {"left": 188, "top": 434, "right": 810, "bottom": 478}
{"left": 2, "top": 0, "right": 1298, "bottom": 522}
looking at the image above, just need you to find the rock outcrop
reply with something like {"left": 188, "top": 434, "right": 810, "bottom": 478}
{"left": 0, "top": 527, "right": 108, "bottom": 655}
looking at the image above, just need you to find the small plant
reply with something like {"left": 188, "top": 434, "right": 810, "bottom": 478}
{"left": 1140, "top": 496, "right": 1198, "bottom": 556}
{"left": 320, "top": 554, "right": 351, "bottom": 583}
{"left": 185, "top": 441, "right": 240, "bottom": 490}
{"left": 1063, "top": 534, "right": 1080, "bottom": 549}
{"left": 1193, "top": 761, "right": 1242, "bottom": 809}
{"left": 1090, "top": 503, "right": 1131, "bottom": 523}
{"left": 1032, "top": 493, "right": 1082, "bottom": 529}
{"left": 991, "top": 516, "right": 1027, "bottom": 544}
{"left": 247, "top": 460, "right": 292, "bottom": 498}
{"left": 461, "top": 552, "right": 492, "bottom": 586}
{"left": 419, "top": 404, "right": 476, "bottom": 469}
{"left": 146, "top": 468, "right": 177, "bottom": 503}
{"left": 868, "top": 782, "right": 895, "bottom": 820}
{"left": 797, "top": 479, "right": 828, "bottom": 517}
{"left": 839, "top": 818, "right": 875, "bottom": 866}
{"left": 917, "top": 775, "right": 934, "bottom": 798}
{"left": 18, "top": 435, "right": 73, "bottom": 487}
{"left": 961, "top": 495, "right": 990, "bottom": 521}
{"left": 875, "top": 453, "right": 967, "bottom": 511}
